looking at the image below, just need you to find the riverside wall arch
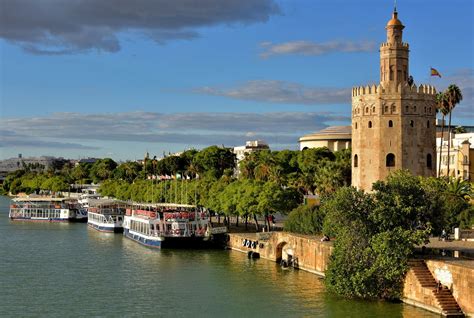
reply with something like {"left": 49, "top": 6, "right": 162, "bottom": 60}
{"left": 227, "top": 232, "right": 333, "bottom": 276}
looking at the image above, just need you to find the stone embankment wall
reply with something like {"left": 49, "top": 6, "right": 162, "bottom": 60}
{"left": 426, "top": 260, "right": 474, "bottom": 316}
{"left": 228, "top": 232, "right": 473, "bottom": 316}
{"left": 227, "top": 232, "right": 333, "bottom": 276}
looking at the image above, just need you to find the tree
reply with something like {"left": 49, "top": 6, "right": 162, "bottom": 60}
{"left": 453, "top": 126, "right": 467, "bottom": 134}
{"left": 322, "top": 171, "right": 433, "bottom": 300}
{"left": 284, "top": 204, "right": 325, "bottom": 234}
{"left": 71, "top": 163, "right": 91, "bottom": 183}
{"left": 114, "top": 161, "right": 142, "bottom": 182}
{"left": 297, "top": 147, "right": 335, "bottom": 194}
{"left": 193, "top": 146, "right": 235, "bottom": 179}
{"left": 446, "top": 178, "right": 472, "bottom": 199}
{"left": 436, "top": 92, "right": 449, "bottom": 177}
{"left": 236, "top": 180, "right": 262, "bottom": 231}
{"left": 444, "top": 85, "right": 463, "bottom": 176}
{"left": 89, "top": 158, "right": 117, "bottom": 183}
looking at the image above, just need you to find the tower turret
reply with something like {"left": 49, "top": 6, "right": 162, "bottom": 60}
{"left": 380, "top": 9, "right": 409, "bottom": 87}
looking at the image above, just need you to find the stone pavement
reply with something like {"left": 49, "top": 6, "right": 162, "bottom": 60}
{"left": 424, "top": 237, "right": 474, "bottom": 253}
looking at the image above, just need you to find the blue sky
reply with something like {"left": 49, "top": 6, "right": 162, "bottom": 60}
{"left": 0, "top": 0, "right": 473, "bottom": 160}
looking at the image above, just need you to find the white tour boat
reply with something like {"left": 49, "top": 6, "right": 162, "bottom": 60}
{"left": 123, "top": 203, "right": 212, "bottom": 248}
{"left": 9, "top": 197, "right": 86, "bottom": 222}
{"left": 87, "top": 199, "right": 126, "bottom": 233}
{"left": 78, "top": 187, "right": 103, "bottom": 210}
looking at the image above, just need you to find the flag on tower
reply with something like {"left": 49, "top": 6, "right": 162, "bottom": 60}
{"left": 430, "top": 67, "right": 441, "bottom": 77}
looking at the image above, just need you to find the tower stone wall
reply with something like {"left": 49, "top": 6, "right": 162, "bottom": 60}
{"left": 351, "top": 10, "right": 437, "bottom": 191}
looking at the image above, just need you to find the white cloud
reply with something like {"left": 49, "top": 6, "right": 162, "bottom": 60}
{"left": 260, "top": 40, "right": 376, "bottom": 58}
{"left": 194, "top": 80, "right": 350, "bottom": 105}
{"left": 0, "top": 111, "right": 349, "bottom": 151}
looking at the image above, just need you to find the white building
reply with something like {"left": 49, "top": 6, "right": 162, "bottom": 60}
{"left": 233, "top": 140, "right": 269, "bottom": 162}
{"left": 436, "top": 132, "right": 474, "bottom": 180}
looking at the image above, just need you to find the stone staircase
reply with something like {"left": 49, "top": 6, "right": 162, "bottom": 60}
{"left": 408, "top": 259, "right": 464, "bottom": 317}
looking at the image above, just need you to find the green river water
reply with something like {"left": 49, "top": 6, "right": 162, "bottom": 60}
{"left": 0, "top": 195, "right": 436, "bottom": 317}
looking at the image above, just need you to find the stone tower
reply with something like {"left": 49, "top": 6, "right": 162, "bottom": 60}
{"left": 351, "top": 9, "right": 437, "bottom": 191}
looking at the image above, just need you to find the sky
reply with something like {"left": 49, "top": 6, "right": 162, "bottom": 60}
{"left": 0, "top": 0, "right": 473, "bottom": 161}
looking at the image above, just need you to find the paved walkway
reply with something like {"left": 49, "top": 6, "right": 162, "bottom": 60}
{"left": 424, "top": 237, "right": 474, "bottom": 253}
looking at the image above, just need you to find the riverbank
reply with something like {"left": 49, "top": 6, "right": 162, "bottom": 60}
{"left": 227, "top": 231, "right": 474, "bottom": 317}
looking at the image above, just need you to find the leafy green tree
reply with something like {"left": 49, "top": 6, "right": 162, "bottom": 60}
{"left": 236, "top": 180, "right": 262, "bottom": 230}
{"left": 193, "top": 146, "right": 235, "bottom": 179}
{"left": 71, "top": 163, "right": 91, "bottom": 183}
{"left": 370, "top": 170, "right": 434, "bottom": 232}
{"left": 322, "top": 171, "right": 433, "bottom": 300}
{"left": 89, "top": 158, "right": 117, "bottom": 183}
{"left": 284, "top": 204, "right": 325, "bottom": 234}
{"left": 3, "top": 169, "right": 26, "bottom": 194}
{"left": 41, "top": 175, "right": 69, "bottom": 192}
{"left": 114, "top": 161, "right": 142, "bottom": 182}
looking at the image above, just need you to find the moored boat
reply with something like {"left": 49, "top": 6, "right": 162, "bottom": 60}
{"left": 123, "top": 203, "right": 213, "bottom": 248}
{"left": 9, "top": 197, "right": 84, "bottom": 222}
{"left": 87, "top": 199, "right": 126, "bottom": 233}
{"left": 78, "top": 188, "right": 103, "bottom": 210}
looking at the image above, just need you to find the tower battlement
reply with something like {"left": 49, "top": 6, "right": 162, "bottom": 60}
{"left": 351, "top": 83, "right": 436, "bottom": 97}
{"left": 380, "top": 42, "right": 409, "bottom": 48}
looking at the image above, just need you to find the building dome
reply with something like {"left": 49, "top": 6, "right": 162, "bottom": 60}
{"left": 386, "top": 11, "right": 403, "bottom": 27}
{"left": 299, "top": 126, "right": 351, "bottom": 151}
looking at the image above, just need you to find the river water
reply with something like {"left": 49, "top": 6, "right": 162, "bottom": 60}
{"left": 0, "top": 195, "right": 435, "bottom": 317}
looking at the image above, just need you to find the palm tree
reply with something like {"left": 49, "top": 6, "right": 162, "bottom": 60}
{"left": 436, "top": 92, "right": 449, "bottom": 177}
{"left": 446, "top": 178, "right": 472, "bottom": 201}
{"left": 444, "top": 85, "right": 463, "bottom": 177}
{"left": 453, "top": 126, "right": 467, "bottom": 134}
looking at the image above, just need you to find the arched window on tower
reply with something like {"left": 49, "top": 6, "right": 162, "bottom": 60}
{"left": 355, "top": 122, "right": 358, "bottom": 129}
{"left": 392, "top": 104, "right": 396, "bottom": 113}
{"left": 385, "top": 105, "right": 389, "bottom": 113}
{"left": 405, "top": 105, "right": 409, "bottom": 113}
{"left": 390, "top": 66, "right": 394, "bottom": 80}
{"left": 372, "top": 106, "right": 376, "bottom": 113}
{"left": 368, "top": 121, "right": 373, "bottom": 128}
{"left": 427, "top": 154, "right": 432, "bottom": 169}
{"left": 386, "top": 153, "right": 395, "bottom": 167}
{"left": 410, "top": 120, "right": 414, "bottom": 127}
{"left": 388, "top": 120, "right": 393, "bottom": 127}
{"left": 427, "top": 120, "right": 430, "bottom": 128}
{"left": 365, "top": 107, "right": 369, "bottom": 114}
{"left": 414, "top": 106, "right": 417, "bottom": 112}
{"left": 354, "top": 155, "right": 358, "bottom": 168}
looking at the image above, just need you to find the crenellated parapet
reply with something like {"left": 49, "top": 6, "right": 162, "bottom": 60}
{"left": 352, "top": 83, "right": 436, "bottom": 97}
{"left": 380, "top": 42, "right": 409, "bottom": 48}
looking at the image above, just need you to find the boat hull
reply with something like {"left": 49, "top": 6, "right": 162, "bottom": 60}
{"left": 88, "top": 222, "right": 123, "bottom": 233}
{"left": 9, "top": 217, "right": 69, "bottom": 222}
{"left": 123, "top": 229, "right": 162, "bottom": 248}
